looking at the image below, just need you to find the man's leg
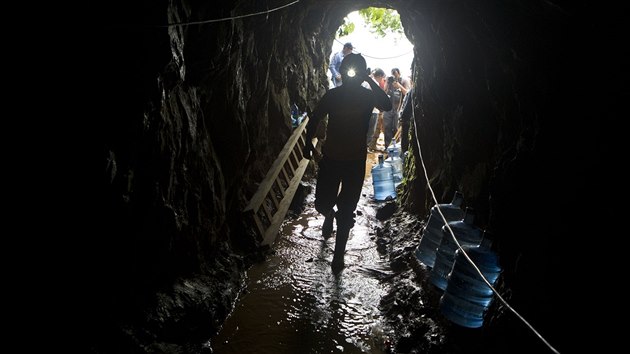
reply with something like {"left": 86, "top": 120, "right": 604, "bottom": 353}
{"left": 315, "top": 157, "right": 341, "bottom": 237}
{"left": 331, "top": 226, "right": 350, "bottom": 271}
{"left": 331, "top": 160, "right": 366, "bottom": 271}
{"left": 322, "top": 209, "right": 335, "bottom": 238}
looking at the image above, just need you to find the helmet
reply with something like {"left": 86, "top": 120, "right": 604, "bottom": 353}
{"left": 340, "top": 53, "right": 366, "bottom": 86}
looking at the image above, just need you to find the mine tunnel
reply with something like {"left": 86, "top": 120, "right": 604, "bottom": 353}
{"left": 81, "top": 0, "right": 625, "bottom": 353}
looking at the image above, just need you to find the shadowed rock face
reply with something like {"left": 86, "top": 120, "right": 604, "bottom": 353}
{"left": 83, "top": 0, "right": 623, "bottom": 352}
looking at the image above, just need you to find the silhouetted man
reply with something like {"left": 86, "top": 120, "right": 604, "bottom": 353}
{"left": 305, "top": 53, "right": 392, "bottom": 272}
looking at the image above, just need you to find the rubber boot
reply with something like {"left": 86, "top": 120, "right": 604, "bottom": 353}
{"left": 331, "top": 227, "right": 350, "bottom": 273}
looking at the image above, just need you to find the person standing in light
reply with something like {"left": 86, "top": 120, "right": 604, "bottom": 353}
{"left": 363, "top": 68, "right": 386, "bottom": 152}
{"left": 329, "top": 42, "right": 354, "bottom": 87}
{"left": 381, "top": 68, "right": 411, "bottom": 149}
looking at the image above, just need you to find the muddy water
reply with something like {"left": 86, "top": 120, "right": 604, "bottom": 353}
{"left": 211, "top": 151, "right": 395, "bottom": 353}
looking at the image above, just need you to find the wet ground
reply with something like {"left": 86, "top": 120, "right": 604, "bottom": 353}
{"left": 210, "top": 150, "right": 396, "bottom": 354}
{"left": 208, "top": 134, "right": 476, "bottom": 353}
{"left": 203, "top": 127, "right": 554, "bottom": 354}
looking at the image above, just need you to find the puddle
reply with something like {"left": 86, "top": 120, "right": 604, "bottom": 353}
{"left": 211, "top": 147, "right": 395, "bottom": 353}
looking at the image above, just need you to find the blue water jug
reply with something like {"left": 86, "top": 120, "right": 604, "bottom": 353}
{"left": 415, "top": 191, "right": 464, "bottom": 267}
{"left": 430, "top": 207, "right": 483, "bottom": 290}
{"left": 385, "top": 155, "right": 403, "bottom": 187}
{"left": 387, "top": 141, "right": 400, "bottom": 157}
{"left": 372, "top": 154, "right": 396, "bottom": 201}
{"left": 439, "top": 244, "right": 501, "bottom": 328}
{"left": 291, "top": 103, "right": 300, "bottom": 127}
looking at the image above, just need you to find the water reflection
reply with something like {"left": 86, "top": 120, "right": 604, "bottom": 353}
{"left": 212, "top": 151, "right": 391, "bottom": 354}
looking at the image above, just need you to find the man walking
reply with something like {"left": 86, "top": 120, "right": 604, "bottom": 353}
{"left": 306, "top": 54, "right": 392, "bottom": 271}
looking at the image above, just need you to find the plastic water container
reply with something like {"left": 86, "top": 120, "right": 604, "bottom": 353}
{"left": 415, "top": 191, "right": 464, "bottom": 267}
{"left": 372, "top": 154, "right": 396, "bottom": 201}
{"left": 430, "top": 208, "right": 483, "bottom": 290}
{"left": 291, "top": 103, "right": 301, "bottom": 127}
{"left": 439, "top": 244, "right": 501, "bottom": 328}
{"left": 385, "top": 141, "right": 403, "bottom": 186}
{"left": 387, "top": 141, "right": 400, "bottom": 157}
{"left": 291, "top": 103, "right": 299, "bottom": 117}
{"left": 385, "top": 155, "right": 403, "bottom": 187}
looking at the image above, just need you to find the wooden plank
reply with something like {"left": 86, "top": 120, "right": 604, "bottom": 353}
{"left": 245, "top": 209, "right": 265, "bottom": 240}
{"left": 262, "top": 201, "right": 274, "bottom": 225}
{"left": 261, "top": 157, "right": 310, "bottom": 246}
{"left": 275, "top": 176, "right": 286, "bottom": 198}
{"left": 256, "top": 207, "right": 270, "bottom": 230}
{"left": 244, "top": 117, "right": 309, "bottom": 213}
{"left": 290, "top": 149, "right": 300, "bottom": 171}
{"left": 281, "top": 164, "right": 292, "bottom": 186}
{"left": 274, "top": 178, "right": 285, "bottom": 199}
{"left": 242, "top": 113, "right": 318, "bottom": 246}
{"left": 269, "top": 186, "right": 280, "bottom": 209}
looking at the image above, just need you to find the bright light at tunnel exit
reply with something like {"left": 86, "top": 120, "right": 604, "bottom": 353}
{"left": 329, "top": 9, "right": 415, "bottom": 86}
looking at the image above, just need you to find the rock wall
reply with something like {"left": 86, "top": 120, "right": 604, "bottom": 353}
{"left": 397, "top": 1, "right": 624, "bottom": 352}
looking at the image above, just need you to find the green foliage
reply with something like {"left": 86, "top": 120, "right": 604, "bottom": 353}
{"left": 338, "top": 19, "right": 355, "bottom": 37}
{"left": 358, "top": 7, "right": 403, "bottom": 38}
{"left": 336, "top": 7, "right": 403, "bottom": 40}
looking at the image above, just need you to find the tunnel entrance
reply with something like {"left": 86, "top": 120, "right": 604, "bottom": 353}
{"left": 326, "top": 8, "right": 414, "bottom": 89}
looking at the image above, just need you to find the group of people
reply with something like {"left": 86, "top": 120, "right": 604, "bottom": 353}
{"left": 366, "top": 67, "right": 412, "bottom": 151}
{"left": 304, "top": 43, "right": 415, "bottom": 272}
